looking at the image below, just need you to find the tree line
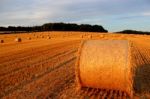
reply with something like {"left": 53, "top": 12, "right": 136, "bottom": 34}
{"left": 0, "top": 23, "right": 108, "bottom": 33}
{"left": 117, "top": 30, "right": 150, "bottom": 35}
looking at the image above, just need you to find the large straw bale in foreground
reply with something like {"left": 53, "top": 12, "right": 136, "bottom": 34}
{"left": 76, "top": 40, "right": 133, "bottom": 97}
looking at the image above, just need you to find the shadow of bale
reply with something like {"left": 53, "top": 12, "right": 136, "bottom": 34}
{"left": 133, "top": 64, "right": 150, "bottom": 93}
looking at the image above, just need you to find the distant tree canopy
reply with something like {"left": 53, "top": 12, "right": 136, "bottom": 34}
{"left": 117, "top": 30, "right": 150, "bottom": 35}
{"left": 0, "top": 23, "right": 108, "bottom": 33}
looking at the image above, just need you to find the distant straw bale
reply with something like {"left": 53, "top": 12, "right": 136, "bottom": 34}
{"left": 15, "top": 38, "right": 22, "bottom": 42}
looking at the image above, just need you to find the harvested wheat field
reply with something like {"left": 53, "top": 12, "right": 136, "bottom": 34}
{"left": 0, "top": 31, "right": 150, "bottom": 99}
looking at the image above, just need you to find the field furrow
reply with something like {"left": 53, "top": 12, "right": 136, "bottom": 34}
{"left": 131, "top": 40, "right": 150, "bottom": 97}
{"left": 0, "top": 40, "right": 79, "bottom": 63}
{"left": 2, "top": 58, "right": 76, "bottom": 98}
{"left": 0, "top": 50, "right": 77, "bottom": 97}
{"left": 0, "top": 45, "right": 77, "bottom": 77}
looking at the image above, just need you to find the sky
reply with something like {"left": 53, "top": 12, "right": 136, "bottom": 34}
{"left": 0, "top": 0, "right": 150, "bottom": 32}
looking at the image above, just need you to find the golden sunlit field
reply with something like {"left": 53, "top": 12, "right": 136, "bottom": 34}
{"left": 0, "top": 31, "right": 150, "bottom": 99}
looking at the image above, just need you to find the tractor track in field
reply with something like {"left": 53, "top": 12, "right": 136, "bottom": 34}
{"left": 0, "top": 49, "right": 77, "bottom": 77}
{"left": 0, "top": 40, "right": 80, "bottom": 98}
{"left": 1, "top": 57, "right": 76, "bottom": 98}
{"left": 0, "top": 40, "right": 79, "bottom": 63}
{"left": 0, "top": 47, "right": 77, "bottom": 97}
{"left": 131, "top": 40, "right": 150, "bottom": 96}
{"left": 58, "top": 84, "right": 129, "bottom": 99}
{"left": 0, "top": 44, "right": 72, "bottom": 66}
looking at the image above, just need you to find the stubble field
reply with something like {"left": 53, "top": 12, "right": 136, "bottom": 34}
{"left": 0, "top": 31, "right": 150, "bottom": 99}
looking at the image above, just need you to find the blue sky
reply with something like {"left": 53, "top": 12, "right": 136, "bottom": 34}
{"left": 0, "top": 0, "right": 150, "bottom": 32}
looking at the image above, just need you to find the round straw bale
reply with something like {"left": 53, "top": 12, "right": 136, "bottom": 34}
{"left": 99, "top": 35, "right": 104, "bottom": 38}
{"left": 81, "top": 35, "right": 84, "bottom": 38}
{"left": 0, "top": 39, "right": 4, "bottom": 43}
{"left": 88, "top": 35, "right": 92, "bottom": 39}
{"left": 15, "top": 38, "right": 22, "bottom": 42}
{"left": 76, "top": 40, "right": 133, "bottom": 97}
{"left": 27, "top": 37, "right": 31, "bottom": 40}
{"left": 47, "top": 36, "right": 51, "bottom": 39}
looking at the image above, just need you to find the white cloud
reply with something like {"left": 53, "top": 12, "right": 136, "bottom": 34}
{"left": 142, "top": 12, "right": 150, "bottom": 16}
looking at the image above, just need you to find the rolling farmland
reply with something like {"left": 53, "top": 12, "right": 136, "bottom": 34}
{"left": 0, "top": 31, "right": 150, "bottom": 99}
